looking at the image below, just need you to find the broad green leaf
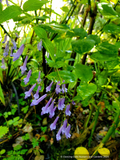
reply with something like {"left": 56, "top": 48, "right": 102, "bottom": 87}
{"left": 0, "top": 149, "right": 6, "bottom": 155}
{"left": 77, "top": 83, "right": 97, "bottom": 100}
{"left": 46, "top": 58, "right": 65, "bottom": 68}
{"left": 72, "top": 38, "right": 95, "bottom": 54}
{"left": 61, "top": 6, "right": 69, "bottom": 12}
{"left": 0, "top": 3, "right": 2, "bottom": 12}
{"left": 97, "top": 3, "right": 117, "bottom": 18}
{"left": 75, "top": 64, "right": 93, "bottom": 82}
{"left": 33, "top": 26, "right": 47, "bottom": 40}
{"left": 0, "top": 84, "right": 5, "bottom": 106}
{"left": 66, "top": 28, "right": 87, "bottom": 38}
{"left": 87, "top": 35, "right": 100, "bottom": 45}
{"left": 47, "top": 70, "right": 76, "bottom": 83}
{"left": 103, "top": 23, "right": 120, "bottom": 34}
{"left": 90, "top": 42, "right": 118, "bottom": 61}
{"left": 23, "top": 0, "right": 49, "bottom": 11}
{"left": 0, "top": 126, "right": 9, "bottom": 138}
{"left": 0, "top": 5, "right": 22, "bottom": 24}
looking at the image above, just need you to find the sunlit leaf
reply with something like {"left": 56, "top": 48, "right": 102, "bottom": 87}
{"left": 0, "top": 126, "right": 9, "bottom": 138}
{"left": 0, "top": 84, "right": 5, "bottom": 106}
{"left": 74, "top": 147, "right": 89, "bottom": 160}
{"left": 98, "top": 148, "right": 110, "bottom": 156}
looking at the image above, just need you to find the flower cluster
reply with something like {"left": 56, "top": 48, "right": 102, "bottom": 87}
{"left": 1, "top": 37, "right": 71, "bottom": 141}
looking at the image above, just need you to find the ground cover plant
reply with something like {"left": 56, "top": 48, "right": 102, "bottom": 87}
{"left": 0, "top": 0, "right": 120, "bottom": 159}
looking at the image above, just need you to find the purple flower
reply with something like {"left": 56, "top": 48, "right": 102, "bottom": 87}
{"left": 41, "top": 97, "right": 52, "bottom": 115}
{"left": 65, "top": 104, "right": 71, "bottom": 116}
{"left": 13, "top": 44, "right": 24, "bottom": 61}
{"left": 2, "top": 34, "right": 7, "bottom": 43}
{"left": 47, "top": 100, "right": 56, "bottom": 118}
{"left": 0, "top": 0, "right": 2, "bottom": 3}
{"left": 58, "top": 98, "right": 65, "bottom": 110}
{"left": 3, "top": 41, "right": 9, "bottom": 57}
{"left": 24, "top": 83, "right": 36, "bottom": 99}
{"left": 72, "top": 101, "right": 76, "bottom": 105}
{"left": 11, "top": 39, "right": 17, "bottom": 50}
{"left": 1, "top": 58, "right": 6, "bottom": 69}
{"left": 65, "top": 125, "right": 71, "bottom": 139}
{"left": 61, "top": 119, "right": 67, "bottom": 134}
{"left": 46, "top": 81, "right": 53, "bottom": 92}
{"left": 33, "top": 86, "right": 41, "bottom": 99}
{"left": 6, "top": 0, "right": 9, "bottom": 6}
{"left": 55, "top": 81, "right": 61, "bottom": 94}
{"left": 30, "top": 94, "right": 47, "bottom": 106}
{"left": 56, "top": 126, "right": 63, "bottom": 141}
{"left": 15, "top": 33, "right": 19, "bottom": 38}
{"left": 36, "top": 71, "right": 41, "bottom": 83}
{"left": 10, "top": 47, "right": 14, "bottom": 57}
{"left": 20, "top": 56, "right": 28, "bottom": 74}
{"left": 24, "top": 69, "right": 31, "bottom": 85}
{"left": 37, "top": 40, "right": 42, "bottom": 51}
{"left": 62, "top": 81, "right": 67, "bottom": 93}
{"left": 50, "top": 116, "right": 59, "bottom": 131}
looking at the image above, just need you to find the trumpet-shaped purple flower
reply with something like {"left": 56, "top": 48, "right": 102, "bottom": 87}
{"left": 41, "top": 97, "right": 52, "bottom": 115}
{"left": 10, "top": 47, "right": 13, "bottom": 57}
{"left": 36, "top": 71, "right": 41, "bottom": 83}
{"left": 6, "top": 0, "right": 9, "bottom": 6}
{"left": 46, "top": 81, "right": 53, "bottom": 92}
{"left": 65, "top": 125, "right": 71, "bottom": 139}
{"left": 72, "top": 101, "right": 76, "bottom": 105}
{"left": 55, "top": 81, "right": 61, "bottom": 94}
{"left": 20, "top": 56, "right": 28, "bottom": 74}
{"left": 56, "top": 126, "right": 63, "bottom": 141}
{"left": 37, "top": 40, "right": 42, "bottom": 51}
{"left": 13, "top": 44, "right": 24, "bottom": 61}
{"left": 0, "top": 0, "right": 2, "bottom": 3}
{"left": 33, "top": 86, "right": 41, "bottom": 99}
{"left": 30, "top": 94, "right": 47, "bottom": 106}
{"left": 15, "top": 33, "right": 19, "bottom": 38}
{"left": 11, "top": 39, "right": 17, "bottom": 50}
{"left": 47, "top": 100, "right": 56, "bottom": 118}
{"left": 2, "top": 34, "right": 7, "bottom": 43}
{"left": 24, "top": 83, "right": 36, "bottom": 99}
{"left": 1, "top": 58, "right": 6, "bottom": 69}
{"left": 62, "top": 119, "right": 67, "bottom": 134}
{"left": 65, "top": 104, "right": 71, "bottom": 116}
{"left": 24, "top": 69, "right": 32, "bottom": 85}
{"left": 50, "top": 116, "right": 59, "bottom": 131}
{"left": 58, "top": 98, "right": 65, "bottom": 110}
{"left": 3, "top": 41, "right": 9, "bottom": 57}
{"left": 62, "top": 81, "right": 67, "bottom": 93}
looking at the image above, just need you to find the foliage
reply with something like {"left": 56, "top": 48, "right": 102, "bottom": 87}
{"left": 0, "top": 0, "right": 120, "bottom": 159}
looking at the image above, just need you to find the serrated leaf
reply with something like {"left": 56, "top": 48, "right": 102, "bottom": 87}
{"left": 75, "top": 64, "right": 93, "bottom": 82}
{"left": 77, "top": 83, "right": 97, "bottom": 100}
{"left": 0, "top": 126, "right": 9, "bottom": 138}
{"left": 23, "top": 0, "right": 49, "bottom": 11}
{"left": 72, "top": 38, "right": 95, "bottom": 54}
{"left": 0, "top": 5, "right": 22, "bottom": 24}
{"left": 0, "top": 84, "right": 5, "bottom": 106}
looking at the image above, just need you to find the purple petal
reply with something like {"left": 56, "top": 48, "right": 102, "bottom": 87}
{"left": 49, "top": 106, "right": 56, "bottom": 118}
{"left": 37, "top": 40, "right": 42, "bottom": 51}
{"left": 65, "top": 104, "right": 71, "bottom": 116}
{"left": 55, "top": 81, "right": 61, "bottom": 94}
{"left": 30, "top": 94, "right": 47, "bottom": 106}
{"left": 65, "top": 125, "right": 71, "bottom": 139}
{"left": 2, "top": 34, "right": 7, "bottom": 43}
{"left": 15, "top": 33, "right": 19, "bottom": 38}
{"left": 58, "top": 98, "right": 65, "bottom": 110}
{"left": 50, "top": 116, "right": 59, "bottom": 131}
{"left": 11, "top": 39, "right": 17, "bottom": 50}
{"left": 24, "top": 69, "right": 32, "bottom": 85}
{"left": 46, "top": 81, "right": 53, "bottom": 92}
{"left": 13, "top": 44, "right": 24, "bottom": 61}
{"left": 41, "top": 97, "right": 52, "bottom": 115}
{"left": 24, "top": 83, "right": 36, "bottom": 99}
{"left": 20, "top": 56, "right": 28, "bottom": 74}
{"left": 36, "top": 71, "right": 41, "bottom": 83}
{"left": 33, "top": 86, "right": 41, "bottom": 99}
{"left": 1, "top": 58, "right": 6, "bottom": 69}
{"left": 3, "top": 41, "right": 9, "bottom": 57}
{"left": 56, "top": 126, "right": 63, "bottom": 141}
{"left": 6, "top": 0, "right": 9, "bottom": 6}
{"left": 62, "top": 119, "right": 67, "bottom": 134}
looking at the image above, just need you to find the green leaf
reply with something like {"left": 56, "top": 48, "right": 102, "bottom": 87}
{"left": 0, "top": 3, "right": 2, "bottom": 12}
{"left": 34, "top": 26, "right": 47, "bottom": 39}
{"left": 103, "top": 23, "right": 120, "bottom": 34}
{"left": 87, "top": 35, "right": 100, "bottom": 45}
{"left": 61, "top": 6, "right": 69, "bottom": 12}
{"left": 0, "top": 149, "right": 6, "bottom": 155}
{"left": 14, "top": 145, "right": 22, "bottom": 151}
{"left": 97, "top": 3, "right": 117, "bottom": 18}
{"left": 66, "top": 28, "right": 87, "bottom": 39}
{"left": 0, "top": 68, "right": 3, "bottom": 84}
{"left": 0, "top": 126, "right": 9, "bottom": 138}
{"left": 75, "top": 64, "right": 93, "bottom": 82}
{"left": 23, "top": 0, "right": 49, "bottom": 11}
{"left": 77, "top": 83, "right": 97, "bottom": 100}
{"left": 90, "top": 42, "right": 118, "bottom": 61}
{"left": 0, "top": 5, "right": 22, "bottom": 24}
{"left": 72, "top": 38, "right": 95, "bottom": 54}
{"left": 47, "top": 70, "right": 76, "bottom": 83}
{"left": 0, "top": 84, "right": 5, "bottom": 106}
